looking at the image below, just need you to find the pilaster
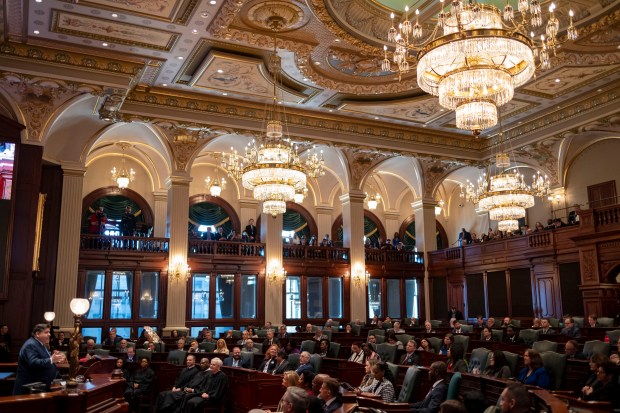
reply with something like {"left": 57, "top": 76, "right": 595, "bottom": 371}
{"left": 412, "top": 199, "right": 438, "bottom": 319}
{"left": 54, "top": 163, "right": 86, "bottom": 328}
{"left": 262, "top": 212, "right": 283, "bottom": 324}
{"left": 316, "top": 206, "right": 334, "bottom": 239}
{"left": 152, "top": 190, "right": 167, "bottom": 238}
{"left": 384, "top": 211, "right": 401, "bottom": 240}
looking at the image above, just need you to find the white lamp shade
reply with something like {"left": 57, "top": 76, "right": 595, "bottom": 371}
{"left": 210, "top": 184, "right": 222, "bottom": 197}
{"left": 43, "top": 312, "right": 56, "bottom": 322}
{"left": 117, "top": 176, "right": 129, "bottom": 189}
{"left": 70, "top": 298, "right": 91, "bottom": 316}
{"left": 368, "top": 199, "right": 378, "bottom": 210}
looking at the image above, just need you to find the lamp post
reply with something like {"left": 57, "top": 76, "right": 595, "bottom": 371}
{"left": 68, "top": 298, "right": 90, "bottom": 385}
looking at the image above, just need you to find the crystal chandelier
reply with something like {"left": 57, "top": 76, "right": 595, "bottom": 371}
{"left": 110, "top": 142, "right": 135, "bottom": 189}
{"left": 267, "top": 266, "right": 287, "bottom": 285}
{"left": 222, "top": 34, "right": 323, "bottom": 217}
{"left": 205, "top": 172, "right": 226, "bottom": 197}
{"left": 461, "top": 153, "right": 550, "bottom": 232}
{"left": 383, "top": 1, "right": 577, "bottom": 135}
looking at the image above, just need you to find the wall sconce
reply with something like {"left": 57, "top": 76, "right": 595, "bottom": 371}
{"left": 43, "top": 311, "right": 56, "bottom": 323}
{"left": 140, "top": 292, "right": 153, "bottom": 302}
{"left": 169, "top": 261, "right": 191, "bottom": 282}
{"left": 366, "top": 194, "right": 380, "bottom": 210}
{"left": 68, "top": 298, "right": 90, "bottom": 385}
{"left": 435, "top": 200, "right": 445, "bottom": 216}
{"left": 352, "top": 268, "right": 370, "bottom": 287}
{"left": 267, "top": 266, "right": 287, "bottom": 285}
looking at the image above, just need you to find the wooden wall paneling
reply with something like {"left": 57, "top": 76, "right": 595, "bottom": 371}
{"left": 466, "top": 273, "right": 485, "bottom": 319}
{"left": 448, "top": 282, "right": 465, "bottom": 318}
{"left": 487, "top": 271, "right": 508, "bottom": 317}
{"left": 432, "top": 276, "right": 447, "bottom": 320}
{"left": 509, "top": 268, "right": 534, "bottom": 317}
{"left": 558, "top": 263, "right": 583, "bottom": 316}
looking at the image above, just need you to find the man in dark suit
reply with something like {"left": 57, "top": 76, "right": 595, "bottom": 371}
{"left": 103, "top": 327, "right": 123, "bottom": 346}
{"left": 295, "top": 351, "right": 314, "bottom": 375}
{"left": 503, "top": 327, "right": 524, "bottom": 345}
{"left": 258, "top": 344, "right": 278, "bottom": 373}
{"left": 424, "top": 320, "right": 436, "bottom": 334}
{"left": 499, "top": 382, "right": 531, "bottom": 413}
{"left": 262, "top": 329, "right": 279, "bottom": 348}
{"left": 155, "top": 354, "right": 199, "bottom": 411}
{"left": 244, "top": 219, "right": 257, "bottom": 242}
{"left": 13, "top": 324, "right": 66, "bottom": 395}
{"left": 277, "top": 325, "right": 290, "bottom": 340}
{"left": 447, "top": 306, "right": 464, "bottom": 322}
{"left": 561, "top": 317, "right": 581, "bottom": 338}
{"left": 273, "top": 349, "right": 289, "bottom": 374}
{"left": 124, "top": 346, "right": 137, "bottom": 363}
{"left": 411, "top": 361, "right": 448, "bottom": 413}
{"left": 540, "top": 318, "right": 555, "bottom": 335}
{"left": 319, "top": 377, "right": 344, "bottom": 413}
{"left": 223, "top": 347, "right": 250, "bottom": 368}
{"left": 400, "top": 340, "right": 420, "bottom": 366}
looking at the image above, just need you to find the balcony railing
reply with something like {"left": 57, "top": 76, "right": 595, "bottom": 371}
{"left": 189, "top": 240, "right": 265, "bottom": 257}
{"left": 283, "top": 245, "right": 349, "bottom": 262}
{"left": 365, "top": 248, "right": 424, "bottom": 264}
{"left": 80, "top": 234, "right": 169, "bottom": 252}
{"left": 593, "top": 204, "right": 620, "bottom": 228}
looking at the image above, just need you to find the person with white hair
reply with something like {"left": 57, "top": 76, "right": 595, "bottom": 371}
{"left": 181, "top": 357, "right": 228, "bottom": 413}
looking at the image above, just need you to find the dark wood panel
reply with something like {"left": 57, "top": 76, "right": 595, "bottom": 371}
{"left": 432, "top": 277, "right": 447, "bottom": 320}
{"left": 559, "top": 262, "right": 582, "bottom": 316}
{"left": 487, "top": 271, "right": 508, "bottom": 317}
{"left": 466, "top": 273, "right": 485, "bottom": 317}
{"left": 510, "top": 268, "right": 533, "bottom": 317}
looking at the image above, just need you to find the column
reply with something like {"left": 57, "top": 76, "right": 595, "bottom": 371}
{"left": 262, "top": 212, "right": 283, "bottom": 325}
{"left": 340, "top": 190, "right": 366, "bottom": 322}
{"left": 164, "top": 174, "right": 192, "bottom": 332}
{"left": 384, "top": 211, "right": 401, "bottom": 240}
{"left": 152, "top": 190, "right": 167, "bottom": 238}
{"left": 316, "top": 206, "right": 333, "bottom": 239}
{"left": 412, "top": 199, "right": 438, "bottom": 320}
{"left": 54, "top": 162, "right": 86, "bottom": 328}
{"left": 240, "top": 199, "right": 259, "bottom": 235}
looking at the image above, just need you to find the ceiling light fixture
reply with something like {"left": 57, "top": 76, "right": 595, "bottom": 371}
{"left": 382, "top": 0, "right": 578, "bottom": 136}
{"left": 110, "top": 142, "right": 135, "bottom": 190}
{"left": 366, "top": 193, "right": 381, "bottom": 210}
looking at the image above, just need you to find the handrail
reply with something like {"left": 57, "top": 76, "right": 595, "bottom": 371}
{"left": 365, "top": 248, "right": 423, "bottom": 264}
{"left": 283, "top": 245, "right": 349, "bottom": 261}
{"left": 188, "top": 239, "right": 265, "bottom": 257}
{"left": 80, "top": 234, "right": 169, "bottom": 252}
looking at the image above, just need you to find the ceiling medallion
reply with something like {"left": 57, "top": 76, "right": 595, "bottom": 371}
{"left": 244, "top": 1, "right": 309, "bottom": 32}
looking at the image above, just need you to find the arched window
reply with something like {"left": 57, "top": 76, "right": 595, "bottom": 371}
{"left": 82, "top": 188, "right": 152, "bottom": 236}
{"left": 332, "top": 211, "right": 386, "bottom": 246}
{"left": 188, "top": 195, "right": 240, "bottom": 239}
{"left": 399, "top": 215, "right": 448, "bottom": 249}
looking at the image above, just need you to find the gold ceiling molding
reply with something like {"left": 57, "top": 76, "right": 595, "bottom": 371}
{"left": 0, "top": 41, "right": 147, "bottom": 77}
{"left": 125, "top": 88, "right": 482, "bottom": 152}
{"left": 340, "top": 147, "right": 395, "bottom": 189}
{"left": 206, "top": 0, "right": 247, "bottom": 40}
{"left": 63, "top": 0, "right": 200, "bottom": 25}
{"left": 513, "top": 138, "right": 562, "bottom": 185}
{"left": 242, "top": 0, "right": 310, "bottom": 32}
{"left": 565, "top": 7, "right": 620, "bottom": 47}
{"left": 519, "top": 65, "right": 620, "bottom": 100}
{"left": 0, "top": 73, "right": 101, "bottom": 143}
{"left": 417, "top": 157, "right": 471, "bottom": 199}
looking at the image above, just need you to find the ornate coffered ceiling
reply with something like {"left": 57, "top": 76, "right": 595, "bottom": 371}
{"left": 0, "top": 0, "right": 619, "bottom": 160}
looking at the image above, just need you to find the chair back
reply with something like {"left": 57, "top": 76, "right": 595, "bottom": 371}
{"left": 541, "top": 351, "right": 568, "bottom": 390}
{"left": 136, "top": 348, "right": 152, "bottom": 361}
{"left": 532, "top": 340, "right": 558, "bottom": 353}
{"left": 502, "top": 351, "right": 519, "bottom": 377}
{"left": 310, "top": 353, "right": 322, "bottom": 374}
{"left": 155, "top": 342, "right": 166, "bottom": 352}
{"left": 231, "top": 330, "right": 242, "bottom": 339}
{"left": 430, "top": 320, "right": 442, "bottom": 328}
{"left": 375, "top": 335, "right": 385, "bottom": 344}
{"left": 572, "top": 317, "right": 584, "bottom": 328}
{"left": 428, "top": 337, "right": 442, "bottom": 354}
{"left": 395, "top": 334, "right": 412, "bottom": 348}
{"left": 253, "top": 343, "right": 263, "bottom": 354}
{"left": 92, "top": 348, "right": 110, "bottom": 357}
{"left": 240, "top": 351, "right": 254, "bottom": 368}
{"left": 397, "top": 366, "right": 420, "bottom": 403}
{"left": 383, "top": 322, "right": 393, "bottom": 330}
{"left": 300, "top": 340, "right": 316, "bottom": 354}
{"left": 371, "top": 329, "right": 386, "bottom": 337}
{"left": 351, "top": 324, "right": 361, "bottom": 336}
{"left": 327, "top": 342, "right": 341, "bottom": 358}
{"left": 597, "top": 317, "right": 615, "bottom": 327}
{"left": 460, "top": 325, "right": 473, "bottom": 333}
{"left": 199, "top": 342, "right": 216, "bottom": 352}
{"left": 453, "top": 335, "right": 470, "bottom": 353}
{"left": 518, "top": 329, "right": 540, "bottom": 347}
{"left": 255, "top": 329, "right": 268, "bottom": 338}
{"left": 605, "top": 329, "right": 620, "bottom": 345}
{"left": 167, "top": 350, "right": 187, "bottom": 365}
{"left": 468, "top": 347, "right": 491, "bottom": 374}
{"left": 511, "top": 319, "right": 522, "bottom": 328}
{"left": 323, "top": 330, "right": 333, "bottom": 341}
{"left": 386, "top": 362, "right": 399, "bottom": 385}
{"left": 491, "top": 329, "right": 504, "bottom": 342}
{"left": 548, "top": 317, "right": 560, "bottom": 328}
{"left": 376, "top": 343, "right": 397, "bottom": 363}
{"left": 287, "top": 353, "right": 300, "bottom": 371}
{"left": 447, "top": 372, "right": 462, "bottom": 400}
{"left": 582, "top": 340, "right": 610, "bottom": 358}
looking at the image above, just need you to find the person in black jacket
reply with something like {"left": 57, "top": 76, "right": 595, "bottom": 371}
{"left": 411, "top": 361, "right": 448, "bottom": 413}
{"left": 155, "top": 354, "right": 199, "bottom": 411}
{"left": 181, "top": 357, "right": 228, "bottom": 413}
{"left": 124, "top": 357, "right": 155, "bottom": 412}
{"left": 582, "top": 361, "right": 620, "bottom": 408}
{"left": 156, "top": 357, "right": 210, "bottom": 413}
{"left": 447, "top": 306, "right": 464, "bottom": 322}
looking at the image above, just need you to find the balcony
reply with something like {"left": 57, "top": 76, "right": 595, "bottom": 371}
{"left": 365, "top": 248, "right": 424, "bottom": 264}
{"left": 80, "top": 234, "right": 169, "bottom": 253}
{"left": 188, "top": 239, "right": 264, "bottom": 257}
{"left": 283, "top": 245, "right": 349, "bottom": 262}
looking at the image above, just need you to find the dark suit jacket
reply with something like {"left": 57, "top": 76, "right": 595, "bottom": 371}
{"left": 400, "top": 352, "right": 420, "bottom": 366}
{"left": 13, "top": 337, "right": 58, "bottom": 395}
{"left": 273, "top": 360, "right": 289, "bottom": 374}
{"left": 411, "top": 380, "right": 448, "bottom": 413}
{"left": 262, "top": 338, "right": 279, "bottom": 349}
{"left": 223, "top": 356, "right": 250, "bottom": 368}
{"left": 174, "top": 366, "right": 199, "bottom": 389}
{"left": 324, "top": 397, "right": 344, "bottom": 413}
{"left": 295, "top": 363, "right": 314, "bottom": 376}
{"left": 447, "top": 310, "right": 464, "bottom": 321}
{"left": 258, "top": 357, "right": 277, "bottom": 373}
{"left": 245, "top": 224, "right": 257, "bottom": 240}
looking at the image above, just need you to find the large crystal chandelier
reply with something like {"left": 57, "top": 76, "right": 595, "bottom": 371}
{"left": 383, "top": 1, "right": 577, "bottom": 135}
{"left": 461, "top": 152, "right": 550, "bottom": 232}
{"left": 110, "top": 142, "right": 135, "bottom": 189}
{"left": 222, "top": 34, "right": 323, "bottom": 217}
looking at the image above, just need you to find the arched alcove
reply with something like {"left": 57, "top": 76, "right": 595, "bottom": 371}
{"left": 398, "top": 214, "right": 449, "bottom": 249}
{"left": 331, "top": 210, "right": 387, "bottom": 245}
{"left": 82, "top": 187, "right": 153, "bottom": 235}
{"left": 188, "top": 194, "right": 240, "bottom": 238}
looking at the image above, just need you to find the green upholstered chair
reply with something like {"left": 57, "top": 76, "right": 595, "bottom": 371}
{"left": 582, "top": 340, "right": 610, "bottom": 358}
{"left": 167, "top": 349, "right": 187, "bottom": 365}
{"left": 453, "top": 334, "right": 470, "bottom": 353}
{"left": 605, "top": 329, "right": 620, "bottom": 345}
{"left": 351, "top": 324, "right": 362, "bottom": 336}
{"left": 548, "top": 318, "right": 560, "bottom": 328}
{"left": 491, "top": 329, "right": 504, "bottom": 342}
{"left": 532, "top": 340, "right": 558, "bottom": 353}
{"left": 541, "top": 351, "right": 568, "bottom": 390}
{"left": 255, "top": 329, "right": 268, "bottom": 338}
{"left": 572, "top": 317, "right": 584, "bottom": 328}
{"left": 327, "top": 342, "right": 341, "bottom": 358}
{"left": 396, "top": 334, "right": 413, "bottom": 348}
{"left": 447, "top": 372, "right": 462, "bottom": 400}
{"left": 460, "top": 325, "right": 473, "bottom": 333}
{"left": 502, "top": 351, "right": 519, "bottom": 377}
{"left": 199, "top": 342, "right": 216, "bottom": 352}
{"left": 597, "top": 317, "right": 614, "bottom": 327}
{"left": 518, "top": 329, "right": 540, "bottom": 347}
{"left": 376, "top": 343, "right": 397, "bottom": 363}
{"left": 398, "top": 366, "right": 421, "bottom": 403}
{"left": 375, "top": 335, "right": 386, "bottom": 344}
{"left": 428, "top": 337, "right": 442, "bottom": 354}
{"left": 430, "top": 320, "right": 443, "bottom": 328}
{"left": 468, "top": 347, "right": 491, "bottom": 374}
{"left": 136, "top": 348, "right": 152, "bottom": 361}
{"left": 287, "top": 353, "right": 300, "bottom": 371}
{"left": 372, "top": 329, "right": 386, "bottom": 337}
{"left": 511, "top": 319, "right": 521, "bottom": 327}
{"left": 300, "top": 340, "right": 316, "bottom": 354}
{"left": 310, "top": 353, "right": 322, "bottom": 374}
{"left": 240, "top": 351, "right": 254, "bottom": 368}
{"left": 386, "top": 362, "right": 400, "bottom": 386}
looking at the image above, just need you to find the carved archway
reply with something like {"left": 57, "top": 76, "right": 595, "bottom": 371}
{"left": 189, "top": 194, "right": 240, "bottom": 232}
{"left": 255, "top": 202, "right": 318, "bottom": 241}
{"left": 398, "top": 214, "right": 449, "bottom": 249}
{"left": 82, "top": 187, "right": 154, "bottom": 233}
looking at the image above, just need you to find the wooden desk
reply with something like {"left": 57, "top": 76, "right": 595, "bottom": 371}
{"left": 320, "top": 358, "right": 366, "bottom": 386}
{"left": 221, "top": 367, "right": 284, "bottom": 413}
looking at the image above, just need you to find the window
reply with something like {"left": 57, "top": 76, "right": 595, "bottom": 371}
{"left": 82, "top": 327, "right": 102, "bottom": 343}
{"left": 368, "top": 279, "right": 382, "bottom": 318}
{"left": 85, "top": 270, "right": 105, "bottom": 319}
{"left": 114, "top": 327, "right": 131, "bottom": 340}
{"left": 110, "top": 271, "right": 133, "bottom": 319}
{"left": 192, "top": 274, "right": 210, "bottom": 319}
{"left": 328, "top": 278, "right": 343, "bottom": 318}
{"left": 286, "top": 276, "right": 301, "bottom": 319}
{"left": 307, "top": 277, "right": 323, "bottom": 318}
{"left": 216, "top": 274, "right": 234, "bottom": 318}
{"left": 214, "top": 326, "right": 233, "bottom": 339}
{"left": 405, "top": 279, "right": 419, "bottom": 318}
{"left": 386, "top": 279, "right": 401, "bottom": 318}
{"left": 139, "top": 272, "right": 159, "bottom": 319}
{"left": 240, "top": 274, "right": 257, "bottom": 319}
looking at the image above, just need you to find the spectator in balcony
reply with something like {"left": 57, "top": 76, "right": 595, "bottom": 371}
{"left": 321, "top": 234, "right": 333, "bottom": 247}
{"left": 392, "top": 232, "right": 401, "bottom": 248}
{"left": 395, "top": 242, "right": 405, "bottom": 251}
{"left": 381, "top": 238, "right": 392, "bottom": 250}
{"left": 561, "top": 317, "right": 581, "bottom": 338}
{"left": 554, "top": 218, "right": 567, "bottom": 228}
{"left": 458, "top": 228, "right": 472, "bottom": 245}
{"left": 244, "top": 218, "right": 257, "bottom": 242}
{"left": 120, "top": 206, "right": 136, "bottom": 236}
{"left": 544, "top": 218, "right": 555, "bottom": 230}
{"left": 534, "top": 222, "right": 545, "bottom": 232}
{"left": 292, "top": 234, "right": 301, "bottom": 245}
{"left": 308, "top": 235, "right": 317, "bottom": 246}
{"left": 89, "top": 206, "right": 107, "bottom": 234}
{"left": 364, "top": 238, "right": 372, "bottom": 248}
{"left": 568, "top": 204, "right": 581, "bottom": 225}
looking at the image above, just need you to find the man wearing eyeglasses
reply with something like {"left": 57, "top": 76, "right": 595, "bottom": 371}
{"left": 280, "top": 386, "right": 310, "bottom": 413}
{"left": 181, "top": 357, "right": 228, "bottom": 413}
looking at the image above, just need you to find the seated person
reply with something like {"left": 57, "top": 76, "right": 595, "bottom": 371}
{"left": 348, "top": 342, "right": 365, "bottom": 364}
{"left": 187, "top": 340, "right": 199, "bottom": 353}
{"left": 587, "top": 314, "right": 599, "bottom": 328}
{"left": 391, "top": 321, "right": 405, "bottom": 334}
{"left": 103, "top": 328, "right": 123, "bottom": 346}
{"left": 481, "top": 327, "right": 495, "bottom": 341}
{"left": 482, "top": 350, "right": 511, "bottom": 379}
{"left": 518, "top": 350, "right": 549, "bottom": 389}
{"left": 214, "top": 339, "right": 229, "bottom": 355}
{"left": 81, "top": 338, "right": 96, "bottom": 353}
{"left": 410, "top": 362, "right": 448, "bottom": 413}
{"left": 565, "top": 339, "right": 586, "bottom": 360}
{"left": 180, "top": 358, "right": 228, "bottom": 413}
{"left": 452, "top": 321, "right": 464, "bottom": 334}
{"left": 258, "top": 345, "right": 278, "bottom": 373}
{"left": 501, "top": 317, "right": 513, "bottom": 327}
{"left": 581, "top": 353, "right": 609, "bottom": 398}
{"left": 446, "top": 343, "right": 467, "bottom": 373}
{"left": 418, "top": 338, "right": 435, "bottom": 353}
{"left": 561, "top": 317, "right": 581, "bottom": 338}
{"left": 386, "top": 333, "right": 404, "bottom": 350}
{"left": 319, "top": 378, "right": 344, "bottom": 413}
{"left": 439, "top": 334, "right": 453, "bottom": 355}
{"left": 540, "top": 318, "right": 555, "bottom": 335}
{"left": 224, "top": 347, "right": 250, "bottom": 368}
{"left": 503, "top": 327, "right": 523, "bottom": 345}
{"left": 317, "top": 339, "right": 330, "bottom": 357}
{"left": 582, "top": 361, "right": 620, "bottom": 408}
{"left": 354, "top": 361, "right": 395, "bottom": 402}
{"left": 243, "top": 339, "right": 260, "bottom": 354}
{"left": 51, "top": 331, "right": 68, "bottom": 349}
{"left": 400, "top": 339, "right": 419, "bottom": 366}
{"left": 124, "top": 357, "right": 155, "bottom": 412}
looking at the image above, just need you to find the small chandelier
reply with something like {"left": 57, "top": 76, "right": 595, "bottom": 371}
{"left": 221, "top": 34, "right": 323, "bottom": 216}
{"left": 169, "top": 261, "right": 191, "bottom": 282}
{"left": 205, "top": 174, "right": 226, "bottom": 197}
{"left": 366, "top": 194, "right": 381, "bottom": 210}
{"left": 110, "top": 142, "right": 135, "bottom": 189}
{"left": 267, "top": 266, "right": 287, "bottom": 285}
{"left": 382, "top": 1, "right": 577, "bottom": 135}
{"left": 435, "top": 200, "right": 445, "bottom": 216}
{"left": 461, "top": 153, "right": 550, "bottom": 232}
{"left": 351, "top": 268, "right": 370, "bottom": 287}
